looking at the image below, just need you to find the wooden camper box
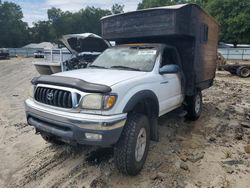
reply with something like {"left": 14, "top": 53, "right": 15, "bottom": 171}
{"left": 101, "top": 4, "right": 219, "bottom": 95}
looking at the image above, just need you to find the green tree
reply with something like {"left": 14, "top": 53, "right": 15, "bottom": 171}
{"left": 0, "top": 2, "right": 29, "bottom": 47}
{"left": 137, "top": 0, "right": 250, "bottom": 45}
{"left": 76, "top": 6, "right": 111, "bottom": 35}
{"left": 111, "top": 4, "right": 124, "bottom": 14}
{"left": 48, "top": 7, "right": 63, "bottom": 22}
{"left": 30, "top": 21, "right": 56, "bottom": 43}
{"left": 46, "top": 6, "right": 111, "bottom": 41}
{"left": 206, "top": 0, "right": 250, "bottom": 46}
{"left": 137, "top": 0, "right": 208, "bottom": 9}
{"left": 190, "top": 0, "right": 208, "bottom": 8}
{"left": 137, "top": 0, "right": 188, "bottom": 9}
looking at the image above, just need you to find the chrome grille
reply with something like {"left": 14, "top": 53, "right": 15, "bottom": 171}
{"left": 34, "top": 87, "right": 73, "bottom": 108}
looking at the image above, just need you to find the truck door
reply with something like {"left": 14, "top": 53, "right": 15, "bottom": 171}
{"left": 157, "top": 47, "right": 183, "bottom": 116}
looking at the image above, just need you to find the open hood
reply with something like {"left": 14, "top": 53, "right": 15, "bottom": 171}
{"left": 61, "top": 33, "right": 111, "bottom": 55}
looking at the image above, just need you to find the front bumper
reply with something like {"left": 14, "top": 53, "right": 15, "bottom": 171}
{"left": 25, "top": 99, "right": 127, "bottom": 146}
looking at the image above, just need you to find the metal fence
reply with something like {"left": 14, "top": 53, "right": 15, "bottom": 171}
{"left": 43, "top": 49, "right": 72, "bottom": 63}
{"left": 218, "top": 48, "right": 250, "bottom": 60}
{"left": 8, "top": 48, "right": 72, "bottom": 62}
{"left": 9, "top": 47, "right": 249, "bottom": 61}
{"left": 8, "top": 48, "right": 44, "bottom": 57}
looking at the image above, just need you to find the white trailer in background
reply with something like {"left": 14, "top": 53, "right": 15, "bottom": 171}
{"left": 33, "top": 48, "right": 71, "bottom": 75}
{"left": 33, "top": 33, "right": 110, "bottom": 75}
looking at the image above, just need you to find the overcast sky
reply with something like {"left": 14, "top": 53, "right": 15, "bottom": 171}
{"left": 3, "top": 0, "right": 141, "bottom": 26}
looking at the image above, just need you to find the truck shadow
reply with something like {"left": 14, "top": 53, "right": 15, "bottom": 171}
{"left": 85, "top": 147, "right": 113, "bottom": 166}
{"left": 83, "top": 104, "right": 214, "bottom": 168}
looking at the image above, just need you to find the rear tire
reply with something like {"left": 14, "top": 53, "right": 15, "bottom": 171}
{"left": 236, "top": 66, "right": 250, "bottom": 78}
{"left": 114, "top": 113, "right": 150, "bottom": 176}
{"left": 185, "top": 90, "right": 202, "bottom": 121}
{"left": 41, "top": 133, "right": 64, "bottom": 145}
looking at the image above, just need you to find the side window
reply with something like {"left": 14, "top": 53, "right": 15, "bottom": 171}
{"left": 201, "top": 24, "right": 208, "bottom": 43}
{"left": 160, "top": 48, "right": 176, "bottom": 68}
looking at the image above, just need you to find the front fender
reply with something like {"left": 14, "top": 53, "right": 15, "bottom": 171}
{"left": 122, "top": 90, "right": 159, "bottom": 116}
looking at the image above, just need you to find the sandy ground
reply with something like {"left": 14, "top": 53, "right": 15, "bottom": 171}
{"left": 0, "top": 58, "right": 250, "bottom": 188}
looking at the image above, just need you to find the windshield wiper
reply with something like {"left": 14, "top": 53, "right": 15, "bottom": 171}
{"left": 88, "top": 65, "right": 107, "bottom": 69}
{"left": 110, "top": 66, "right": 141, "bottom": 71}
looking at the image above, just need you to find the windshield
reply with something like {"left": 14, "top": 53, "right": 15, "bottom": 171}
{"left": 89, "top": 46, "right": 158, "bottom": 72}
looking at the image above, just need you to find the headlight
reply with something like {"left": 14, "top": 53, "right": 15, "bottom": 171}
{"left": 80, "top": 94, "right": 117, "bottom": 110}
{"left": 81, "top": 94, "right": 103, "bottom": 109}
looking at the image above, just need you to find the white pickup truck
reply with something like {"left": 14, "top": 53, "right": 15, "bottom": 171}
{"left": 25, "top": 4, "right": 218, "bottom": 175}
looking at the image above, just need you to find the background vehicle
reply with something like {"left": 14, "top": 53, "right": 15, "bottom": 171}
{"left": 217, "top": 52, "right": 227, "bottom": 70}
{"left": 25, "top": 4, "right": 219, "bottom": 175}
{"left": 61, "top": 33, "right": 111, "bottom": 71}
{"left": 34, "top": 50, "right": 45, "bottom": 58}
{"left": 220, "top": 63, "right": 250, "bottom": 78}
{"left": 0, "top": 48, "right": 10, "bottom": 59}
{"left": 33, "top": 33, "right": 110, "bottom": 75}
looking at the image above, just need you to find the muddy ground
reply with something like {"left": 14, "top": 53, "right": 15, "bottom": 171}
{"left": 0, "top": 58, "right": 249, "bottom": 188}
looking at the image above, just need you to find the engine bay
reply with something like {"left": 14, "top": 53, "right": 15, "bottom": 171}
{"left": 63, "top": 53, "right": 100, "bottom": 71}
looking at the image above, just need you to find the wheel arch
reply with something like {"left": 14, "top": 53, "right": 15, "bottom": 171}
{"left": 122, "top": 90, "right": 159, "bottom": 141}
{"left": 123, "top": 90, "right": 159, "bottom": 114}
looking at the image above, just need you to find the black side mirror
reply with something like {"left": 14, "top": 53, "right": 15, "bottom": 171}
{"left": 159, "top": 64, "right": 179, "bottom": 74}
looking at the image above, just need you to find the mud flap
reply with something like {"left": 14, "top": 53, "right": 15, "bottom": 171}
{"left": 150, "top": 116, "right": 159, "bottom": 142}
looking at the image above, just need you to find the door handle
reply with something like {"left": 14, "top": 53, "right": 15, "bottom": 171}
{"left": 160, "top": 81, "right": 169, "bottom": 84}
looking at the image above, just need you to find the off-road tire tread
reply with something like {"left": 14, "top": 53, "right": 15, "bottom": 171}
{"left": 114, "top": 113, "right": 149, "bottom": 176}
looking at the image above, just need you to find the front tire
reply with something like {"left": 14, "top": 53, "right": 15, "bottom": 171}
{"left": 114, "top": 113, "right": 150, "bottom": 176}
{"left": 185, "top": 90, "right": 202, "bottom": 121}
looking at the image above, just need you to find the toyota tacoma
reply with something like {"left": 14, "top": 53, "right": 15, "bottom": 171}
{"left": 25, "top": 4, "right": 219, "bottom": 175}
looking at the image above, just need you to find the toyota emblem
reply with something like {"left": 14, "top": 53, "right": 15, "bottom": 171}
{"left": 47, "top": 92, "right": 54, "bottom": 101}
